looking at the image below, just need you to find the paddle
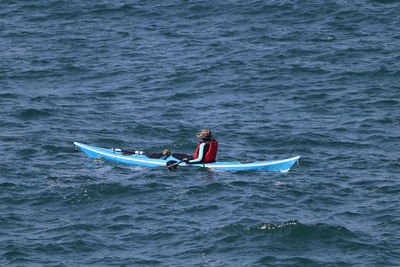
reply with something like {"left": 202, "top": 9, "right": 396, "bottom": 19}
{"left": 166, "top": 160, "right": 185, "bottom": 171}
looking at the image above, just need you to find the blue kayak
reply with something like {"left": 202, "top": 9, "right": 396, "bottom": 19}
{"left": 74, "top": 142, "right": 300, "bottom": 172}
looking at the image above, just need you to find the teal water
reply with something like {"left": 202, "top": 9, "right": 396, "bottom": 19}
{"left": 1, "top": 1, "right": 400, "bottom": 266}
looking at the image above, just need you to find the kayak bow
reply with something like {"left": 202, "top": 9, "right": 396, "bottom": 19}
{"left": 74, "top": 142, "right": 300, "bottom": 172}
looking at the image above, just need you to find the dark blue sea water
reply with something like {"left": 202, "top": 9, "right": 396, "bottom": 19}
{"left": 1, "top": 0, "right": 400, "bottom": 266}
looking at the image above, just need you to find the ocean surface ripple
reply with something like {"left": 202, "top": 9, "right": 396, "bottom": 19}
{"left": 1, "top": 0, "right": 400, "bottom": 266}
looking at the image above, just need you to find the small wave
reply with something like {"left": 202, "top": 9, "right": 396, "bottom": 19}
{"left": 89, "top": 4, "right": 135, "bottom": 15}
{"left": 257, "top": 256, "right": 323, "bottom": 266}
{"left": 168, "top": 92, "right": 195, "bottom": 100}
{"left": 2, "top": 250, "right": 29, "bottom": 263}
{"left": 188, "top": 4, "right": 213, "bottom": 12}
{"left": 371, "top": 0, "right": 399, "bottom": 4}
{"left": 16, "top": 148, "right": 38, "bottom": 156}
{"left": 0, "top": 182, "right": 17, "bottom": 188}
{"left": 0, "top": 93, "right": 20, "bottom": 99}
{"left": 185, "top": 204, "right": 219, "bottom": 213}
{"left": 186, "top": 183, "right": 230, "bottom": 195}
{"left": 216, "top": 220, "right": 356, "bottom": 240}
{"left": 42, "top": 145, "right": 72, "bottom": 155}
{"left": 229, "top": 180, "right": 250, "bottom": 187}
{"left": 41, "top": 223, "right": 96, "bottom": 234}
{"left": 17, "top": 108, "right": 54, "bottom": 119}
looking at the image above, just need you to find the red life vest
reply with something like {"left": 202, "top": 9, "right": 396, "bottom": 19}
{"left": 193, "top": 140, "right": 218, "bottom": 163}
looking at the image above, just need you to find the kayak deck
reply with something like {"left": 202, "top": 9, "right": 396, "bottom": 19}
{"left": 74, "top": 142, "right": 300, "bottom": 172}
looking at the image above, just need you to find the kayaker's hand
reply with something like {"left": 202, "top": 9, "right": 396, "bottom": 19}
{"left": 182, "top": 158, "right": 189, "bottom": 163}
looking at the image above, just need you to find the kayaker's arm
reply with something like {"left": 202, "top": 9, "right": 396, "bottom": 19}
{"left": 187, "top": 143, "right": 206, "bottom": 163}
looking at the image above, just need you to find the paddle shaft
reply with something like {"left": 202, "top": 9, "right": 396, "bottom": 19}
{"left": 168, "top": 160, "right": 184, "bottom": 168}
{"left": 166, "top": 159, "right": 189, "bottom": 171}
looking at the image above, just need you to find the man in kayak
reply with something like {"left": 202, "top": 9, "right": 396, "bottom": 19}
{"left": 113, "top": 129, "right": 218, "bottom": 163}
{"left": 182, "top": 128, "right": 218, "bottom": 164}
